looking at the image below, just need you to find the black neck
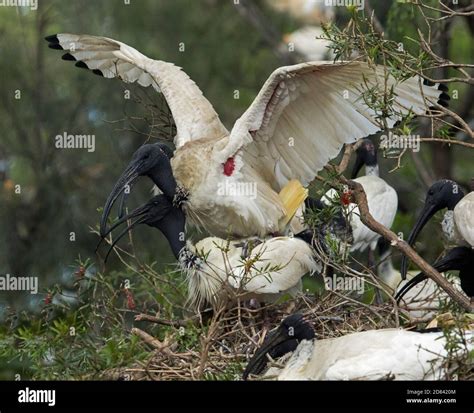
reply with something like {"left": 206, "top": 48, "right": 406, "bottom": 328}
{"left": 151, "top": 207, "right": 186, "bottom": 259}
{"left": 148, "top": 159, "right": 177, "bottom": 201}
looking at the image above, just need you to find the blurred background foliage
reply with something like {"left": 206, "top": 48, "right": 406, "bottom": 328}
{"left": 0, "top": 0, "right": 472, "bottom": 379}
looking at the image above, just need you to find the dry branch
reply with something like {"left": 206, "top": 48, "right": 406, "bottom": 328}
{"left": 132, "top": 327, "right": 171, "bottom": 353}
{"left": 344, "top": 178, "right": 473, "bottom": 312}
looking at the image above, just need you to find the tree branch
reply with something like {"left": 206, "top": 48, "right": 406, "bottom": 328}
{"left": 344, "top": 178, "right": 473, "bottom": 312}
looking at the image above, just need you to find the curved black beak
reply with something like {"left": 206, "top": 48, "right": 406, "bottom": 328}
{"left": 99, "top": 203, "right": 152, "bottom": 262}
{"left": 242, "top": 327, "right": 290, "bottom": 380}
{"left": 396, "top": 247, "right": 470, "bottom": 302}
{"left": 400, "top": 202, "right": 439, "bottom": 280}
{"left": 100, "top": 162, "right": 141, "bottom": 236}
{"left": 395, "top": 272, "right": 427, "bottom": 303}
{"left": 351, "top": 153, "right": 365, "bottom": 179}
{"left": 117, "top": 191, "right": 129, "bottom": 220}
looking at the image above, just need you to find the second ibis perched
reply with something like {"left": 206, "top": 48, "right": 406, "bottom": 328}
{"left": 321, "top": 138, "right": 398, "bottom": 265}
{"left": 243, "top": 314, "right": 473, "bottom": 380}
{"left": 377, "top": 238, "right": 453, "bottom": 319}
{"left": 397, "top": 247, "right": 474, "bottom": 305}
{"left": 401, "top": 179, "right": 474, "bottom": 279}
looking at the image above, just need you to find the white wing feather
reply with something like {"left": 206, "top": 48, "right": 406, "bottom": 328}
{"left": 185, "top": 236, "right": 318, "bottom": 308}
{"left": 51, "top": 33, "right": 228, "bottom": 148}
{"left": 220, "top": 61, "right": 442, "bottom": 190}
{"left": 228, "top": 237, "right": 318, "bottom": 294}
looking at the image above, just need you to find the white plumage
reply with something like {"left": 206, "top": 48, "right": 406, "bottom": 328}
{"left": 323, "top": 175, "right": 398, "bottom": 253}
{"left": 321, "top": 138, "right": 398, "bottom": 255}
{"left": 453, "top": 191, "right": 474, "bottom": 247}
{"left": 48, "top": 34, "right": 442, "bottom": 238}
{"left": 377, "top": 244, "right": 453, "bottom": 320}
{"left": 265, "top": 329, "right": 472, "bottom": 380}
{"left": 401, "top": 181, "right": 473, "bottom": 278}
{"left": 183, "top": 236, "right": 319, "bottom": 309}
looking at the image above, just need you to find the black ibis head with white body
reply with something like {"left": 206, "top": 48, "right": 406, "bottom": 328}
{"left": 242, "top": 313, "right": 315, "bottom": 380}
{"left": 101, "top": 194, "right": 186, "bottom": 262}
{"left": 400, "top": 179, "right": 465, "bottom": 279}
{"left": 351, "top": 138, "right": 378, "bottom": 179}
{"left": 396, "top": 247, "right": 474, "bottom": 303}
{"left": 100, "top": 143, "right": 176, "bottom": 236}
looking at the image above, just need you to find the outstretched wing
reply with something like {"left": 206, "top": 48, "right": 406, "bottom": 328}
{"left": 46, "top": 33, "right": 228, "bottom": 148}
{"left": 218, "top": 61, "right": 446, "bottom": 190}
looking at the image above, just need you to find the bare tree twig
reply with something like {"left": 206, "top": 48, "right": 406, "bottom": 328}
{"left": 132, "top": 327, "right": 172, "bottom": 352}
{"left": 134, "top": 313, "right": 198, "bottom": 328}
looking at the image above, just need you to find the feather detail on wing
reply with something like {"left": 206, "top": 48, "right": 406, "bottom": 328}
{"left": 219, "top": 61, "right": 444, "bottom": 191}
{"left": 46, "top": 33, "right": 228, "bottom": 148}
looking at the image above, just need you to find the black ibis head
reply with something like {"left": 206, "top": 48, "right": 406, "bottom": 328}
{"left": 100, "top": 143, "right": 175, "bottom": 236}
{"left": 396, "top": 247, "right": 474, "bottom": 303}
{"left": 400, "top": 179, "right": 465, "bottom": 279}
{"left": 101, "top": 194, "right": 186, "bottom": 262}
{"left": 242, "top": 313, "right": 315, "bottom": 380}
{"left": 351, "top": 138, "right": 377, "bottom": 179}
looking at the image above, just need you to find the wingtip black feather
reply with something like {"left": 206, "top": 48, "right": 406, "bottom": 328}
{"left": 75, "top": 61, "right": 89, "bottom": 69}
{"left": 61, "top": 53, "right": 76, "bottom": 61}
{"left": 439, "top": 92, "right": 450, "bottom": 101}
{"left": 48, "top": 43, "right": 63, "bottom": 50}
{"left": 92, "top": 69, "right": 104, "bottom": 77}
{"left": 44, "top": 34, "right": 59, "bottom": 43}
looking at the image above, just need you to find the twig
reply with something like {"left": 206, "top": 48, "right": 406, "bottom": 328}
{"left": 132, "top": 327, "right": 171, "bottom": 352}
{"left": 134, "top": 313, "right": 198, "bottom": 328}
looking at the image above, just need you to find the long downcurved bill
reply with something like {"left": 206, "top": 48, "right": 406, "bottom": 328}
{"left": 400, "top": 203, "right": 438, "bottom": 280}
{"left": 100, "top": 163, "right": 140, "bottom": 237}
{"left": 242, "top": 329, "right": 288, "bottom": 380}
{"left": 99, "top": 203, "right": 151, "bottom": 262}
{"left": 395, "top": 272, "right": 428, "bottom": 303}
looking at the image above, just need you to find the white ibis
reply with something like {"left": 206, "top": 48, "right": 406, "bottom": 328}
{"left": 103, "top": 195, "right": 319, "bottom": 310}
{"left": 396, "top": 247, "right": 474, "bottom": 305}
{"left": 321, "top": 138, "right": 398, "bottom": 266}
{"left": 243, "top": 313, "right": 473, "bottom": 380}
{"left": 46, "top": 34, "right": 447, "bottom": 239}
{"left": 400, "top": 180, "right": 474, "bottom": 279}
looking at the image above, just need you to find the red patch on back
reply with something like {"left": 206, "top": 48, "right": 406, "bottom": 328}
{"left": 223, "top": 157, "right": 235, "bottom": 176}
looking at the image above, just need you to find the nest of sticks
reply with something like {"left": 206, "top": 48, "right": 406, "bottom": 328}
{"left": 101, "top": 290, "right": 410, "bottom": 381}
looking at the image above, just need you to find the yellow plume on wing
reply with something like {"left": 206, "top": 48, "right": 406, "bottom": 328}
{"left": 278, "top": 179, "right": 308, "bottom": 228}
